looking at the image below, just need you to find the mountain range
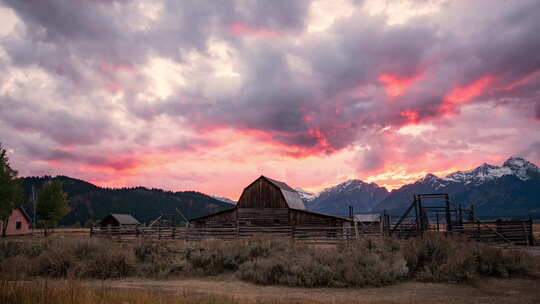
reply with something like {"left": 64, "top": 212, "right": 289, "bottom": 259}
{"left": 17, "top": 156, "right": 540, "bottom": 226}
{"left": 299, "top": 156, "right": 540, "bottom": 218}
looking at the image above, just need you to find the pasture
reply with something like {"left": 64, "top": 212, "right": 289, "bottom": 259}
{"left": 1, "top": 233, "right": 539, "bottom": 303}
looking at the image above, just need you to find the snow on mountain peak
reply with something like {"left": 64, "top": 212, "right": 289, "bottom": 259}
{"left": 295, "top": 187, "right": 319, "bottom": 201}
{"left": 417, "top": 173, "right": 450, "bottom": 189}
{"left": 503, "top": 156, "right": 539, "bottom": 179}
{"left": 298, "top": 179, "right": 385, "bottom": 202}
{"left": 444, "top": 156, "right": 538, "bottom": 185}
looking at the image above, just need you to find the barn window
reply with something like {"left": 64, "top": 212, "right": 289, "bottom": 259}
{"left": 16, "top": 221, "right": 22, "bottom": 230}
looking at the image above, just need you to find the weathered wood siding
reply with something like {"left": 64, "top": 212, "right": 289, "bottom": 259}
{"left": 238, "top": 208, "right": 290, "bottom": 226}
{"left": 237, "top": 178, "right": 288, "bottom": 209}
{"left": 191, "top": 209, "right": 236, "bottom": 228}
{"left": 292, "top": 209, "right": 349, "bottom": 227}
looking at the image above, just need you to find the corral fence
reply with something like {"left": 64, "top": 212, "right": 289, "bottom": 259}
{"left": 90, "top": 218, "right": 535, "bottom": 246}
{"left": 90, "top": 225, "right": 370, "bottom": 243}
{"left": 385, "top": 193, "right": 536, "bottom": 246}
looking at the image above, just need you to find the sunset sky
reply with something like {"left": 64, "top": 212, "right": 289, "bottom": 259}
{"left": 1, "top": 0, "right": 539, "bottom": 200}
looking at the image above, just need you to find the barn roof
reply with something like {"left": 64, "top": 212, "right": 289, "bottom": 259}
{"left": 354, "top": 213, "right": 381, "bottom": 222}
{"left": 294, "top": 208, "right": 353, "bottom": 222}
{"left": 18, "top": 207, "right": 32, "bottom": 222}
{"left": 262, "top": 176, "right": 306, "bottom": 210}
{"left": 107, "top": 213, "right": 140, "bottom": 225}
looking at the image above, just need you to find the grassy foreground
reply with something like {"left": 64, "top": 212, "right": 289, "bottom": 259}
{"left": 0, "top": 280, "right": 235, "bottom": 304}
{"left": 0, "top": 233, "right": 538, "bottom": 288}
{"left": 3, "top": 277, "right": 540, "bottom": 304}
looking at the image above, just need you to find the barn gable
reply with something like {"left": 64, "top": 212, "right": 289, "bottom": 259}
{"left": 236, "top": 176, "right": 305, "bottom": 210}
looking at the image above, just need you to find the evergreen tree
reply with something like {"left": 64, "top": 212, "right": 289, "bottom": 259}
{"left": 0, "top": 143, "right": 23, "bottom": 238}
{"left": 37, "top": 180, "right": 69, "bottom": 235}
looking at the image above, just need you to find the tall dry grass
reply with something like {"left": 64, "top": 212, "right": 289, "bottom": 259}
{"left": 0, "top": 233, "right": 537, "bottom": 288}
{"left": 0, "top": 280, "right": 238, "bottom": 304}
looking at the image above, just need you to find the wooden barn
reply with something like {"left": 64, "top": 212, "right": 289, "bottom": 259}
{"left": 190, "top": 176, "right": 352, "bottom": 230}
{"left": 100, "top": 213, "right": 140, "bottom": 227}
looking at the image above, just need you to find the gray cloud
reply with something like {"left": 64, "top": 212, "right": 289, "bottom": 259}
{"left": 1, "top": 0, "right": 539, "bottom": 171}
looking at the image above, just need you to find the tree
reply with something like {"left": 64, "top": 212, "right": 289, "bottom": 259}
{"left": 0, "top": 143, "right": 23, "bottom": 238}
{"left": 37, "top": 180, "right": 69, "bottom": 235}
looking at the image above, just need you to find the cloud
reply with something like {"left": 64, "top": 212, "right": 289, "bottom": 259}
{"left": 0, "top": 0, "right": 539, "bottom": 195}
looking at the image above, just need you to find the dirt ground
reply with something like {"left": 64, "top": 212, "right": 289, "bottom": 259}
{"left": 85, "top": 276, "right": 540, "bottom": 304}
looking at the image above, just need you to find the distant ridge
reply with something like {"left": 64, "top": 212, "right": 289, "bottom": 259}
{"left": 20, "top": 176, "right": 233, "bottom": 226}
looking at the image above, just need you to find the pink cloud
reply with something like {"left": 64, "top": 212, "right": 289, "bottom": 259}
{"left": 229, "top": 22, "right": 283, "bottom": 38}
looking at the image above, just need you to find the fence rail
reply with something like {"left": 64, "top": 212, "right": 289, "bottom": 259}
{"left": 90, "top": 219, "right": 535, "bottom": 246}
{"left": 90, "top": 225, "right": 378, "bottom": 242}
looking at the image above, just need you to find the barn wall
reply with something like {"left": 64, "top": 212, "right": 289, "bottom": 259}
{"left": 237, "top": 178, "right": 288, "bottom": 209}
{"left": 238, "top": 208, "right": 290, "bottom": 226}
{"left": 292, "top": 210, "right": 349, "bottom": 227}
{"left": 191, "top": 209, "right": 236, "bottom": 228}
{"left": 0, "top": 208, "right": 31, "bottom": 236}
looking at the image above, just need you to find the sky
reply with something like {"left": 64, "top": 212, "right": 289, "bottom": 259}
{"left": 0, "top": 0, "right": 539, "bottom": 200}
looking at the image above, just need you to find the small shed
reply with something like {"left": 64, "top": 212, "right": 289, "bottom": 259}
{"left": 0, "top": 207, "right": 32, "bottom": 236}
{"left": 100, "top": 213, "right": 140, "bottom": 227}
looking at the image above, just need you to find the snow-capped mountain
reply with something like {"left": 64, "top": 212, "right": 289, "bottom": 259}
{"left": 295, "top": 188, "right": 319, "bottom": 201}
{"left": 443, "top": 157, "right": 539, "bottom": 185}
{"left": 210, "top": 195, "right": 236, "bottom": 205}
{"left": 305, "top": 179, "right": 389, "bottom": 215}
{"left": 373, "top": 156, "right": 540, "bottom": 217}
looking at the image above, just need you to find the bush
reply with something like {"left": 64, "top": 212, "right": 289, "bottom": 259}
{"left": 401, "top": 233, "right": 535, "bottom": 283}
{"left": 0, "top": 234, "right": 535, "bottom": 286}
{"left": 0, "top": 236, "right": 135, "bottom": 280}
{"left": 134, "top": 241, "right": 187, "bottom": 277}
{"left": 239, "top": 240, "right": 408, "bottom": 287}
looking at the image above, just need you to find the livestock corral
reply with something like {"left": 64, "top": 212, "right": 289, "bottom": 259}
{"left": 91, "top": 176, "right": 536, "bottom": 247}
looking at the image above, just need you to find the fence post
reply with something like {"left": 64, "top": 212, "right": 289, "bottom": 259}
{"left": 413, "top": 194, "right": 420, "bottom": 235}
{"left": 445, "top": 194, "right": 452, "bottom": 234}
{"left": 528, "top": 218, "right": 534, "bottom": 246}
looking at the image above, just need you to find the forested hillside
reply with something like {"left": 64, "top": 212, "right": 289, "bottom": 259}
{"left": 20, "top": 176, "right": 233, "bottom": 226}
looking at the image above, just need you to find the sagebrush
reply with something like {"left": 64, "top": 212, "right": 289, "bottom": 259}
{"left": 0, "top": 233, "right": 536, "bottom": 287}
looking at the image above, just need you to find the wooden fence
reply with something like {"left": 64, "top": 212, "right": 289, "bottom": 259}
{"left": 91, "top": 218, "right": 535, "bottom": 246}
{"left": 456, "top": 219, "right": 534, "bottom": 246}
{"left": 90, "top": 225, "right": 378, "bottom": 242}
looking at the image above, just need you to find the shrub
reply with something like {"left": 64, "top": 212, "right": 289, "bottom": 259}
{"left": 401, "top": 233, "right": 535, "bottom": 283}
{"left": 238, "top": 241, "right": 408, "bottom": 288}
{"left": 0, "top": 234, "right": 535, "bottom": 286}
{"left": 134, "top": 241, "right": 187, "bottom": 277}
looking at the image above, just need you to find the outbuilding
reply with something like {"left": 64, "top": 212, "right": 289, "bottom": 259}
{"left": 0, "top": 207, "right": 32, "bottom": 236}
{"left": 100, "top": 213, "right": 140, "bottom": 227}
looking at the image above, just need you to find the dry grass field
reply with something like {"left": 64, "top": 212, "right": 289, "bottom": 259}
{"left": 1, "top": 234, "right": 539, "bottom": 303}
{"left": 2, "top": 277, "right": 540, "bottom": 304}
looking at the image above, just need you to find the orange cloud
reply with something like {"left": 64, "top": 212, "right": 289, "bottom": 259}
{"left": 378, "top": 72, "right": 424, "bottom": 98}
{"left": 439, "top": 76, "right": 494, "bottom": 113}
{"left": 400, "top": 109, "right": 420, "bottom": 123}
